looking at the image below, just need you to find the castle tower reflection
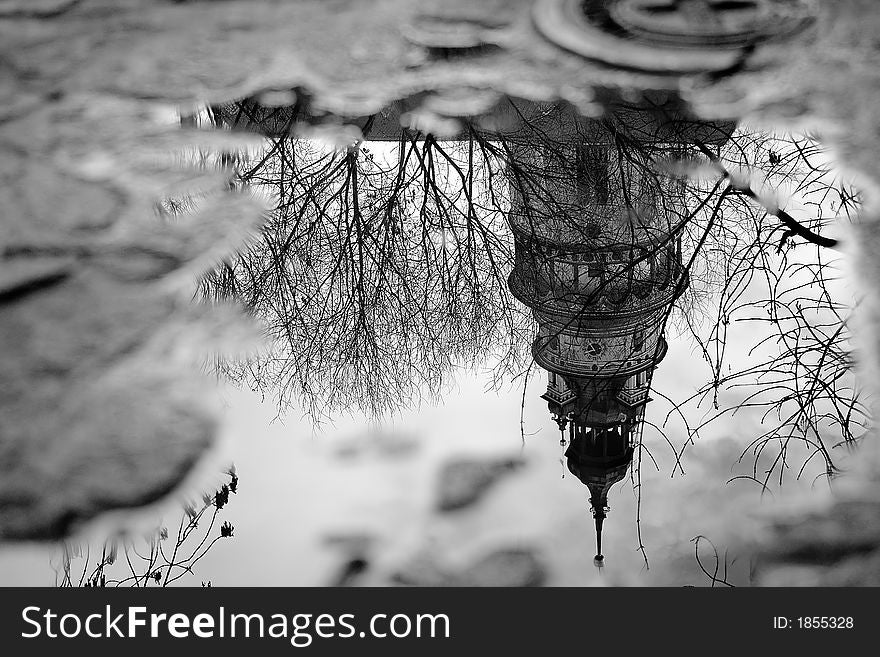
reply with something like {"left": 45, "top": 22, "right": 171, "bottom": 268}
{"left": 504, "top": 104, "right": 693, "bottom": 564}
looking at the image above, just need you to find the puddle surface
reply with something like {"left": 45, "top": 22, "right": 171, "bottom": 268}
{"left": 2, "top": 0, "right": 879, "bottom": 587}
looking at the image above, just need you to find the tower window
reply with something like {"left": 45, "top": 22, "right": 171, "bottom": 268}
{"left": 633, "top": 329, "right": 645, "bottom": 351}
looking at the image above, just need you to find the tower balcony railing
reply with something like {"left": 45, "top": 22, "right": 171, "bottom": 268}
{"left": 510, "top": 276, "right": 681, "bottom": 325}
{"left": 507, "top": 207, "right": 677, "bottom": 253}
{"left": 508, "top": 255, "right": 687, "bottom": 318}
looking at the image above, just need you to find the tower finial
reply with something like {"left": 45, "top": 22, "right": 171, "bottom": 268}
{"left": 589, "top": 486, "right": 607, "bottom": 564}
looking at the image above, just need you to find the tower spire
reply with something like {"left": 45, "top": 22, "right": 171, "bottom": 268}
{"left": 589, "top": 484, "right": 607, "bottom": 564}
{"left": 594, "top": 513, "right": 604, "bottom": 565}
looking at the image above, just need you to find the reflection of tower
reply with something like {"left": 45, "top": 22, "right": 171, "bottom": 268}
{"left": 505, "top": 105, "right": 689, "bottom": 564}
{"left": 217, "top": 93, "right": 730, "bottom": 562}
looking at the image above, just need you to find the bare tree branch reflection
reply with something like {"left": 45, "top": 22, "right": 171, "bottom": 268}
{"left": 691, "top": 535, "right": 736, "bottom": 588}
{"left": 200, "top": 117, "right": 530, "bottom": 419}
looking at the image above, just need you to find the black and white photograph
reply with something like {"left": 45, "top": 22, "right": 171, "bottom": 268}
{"left": 0, "top": 0, "right": 878, "bottom": 650}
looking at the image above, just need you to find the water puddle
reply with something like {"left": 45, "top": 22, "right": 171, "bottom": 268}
{"left": 1, "top": 0, "right": 878, "bottom": 586}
